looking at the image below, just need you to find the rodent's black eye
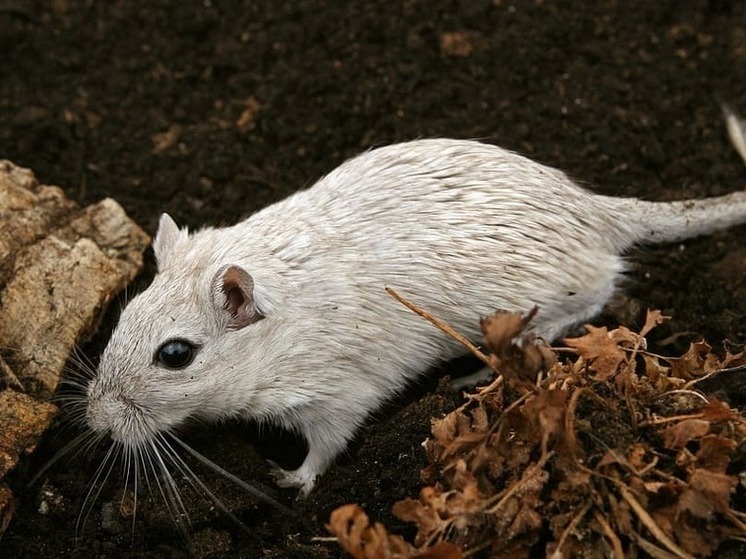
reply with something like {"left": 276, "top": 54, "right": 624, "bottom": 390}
{"left": 156, "top": 339, "right": 197, "bottom": 369}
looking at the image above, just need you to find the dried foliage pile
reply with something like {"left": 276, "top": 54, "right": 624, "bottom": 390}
{"left": 328, "top": 301, "right": 746, "bottom": 558}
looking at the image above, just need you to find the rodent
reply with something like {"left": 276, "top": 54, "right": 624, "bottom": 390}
{"left": 85, "top": 112, "right": 746, "bottom": 495}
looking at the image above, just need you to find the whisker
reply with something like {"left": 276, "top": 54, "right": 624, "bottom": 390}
{"left": 146, "top": 439, "right": 192, "bottom": 536}
{"left": 66, "top": 347, "right": 98, "bottom": 381}
{"left": 155, "top": 436, "right": 252, "bottom": 534}
{"left": 130, "top": 447, "right": 140, "bottom": 543}
{"left": 76, "top": 443, "right": 119, "bottom": 537}
{"left": 27, "top": 430, "right": 100, "bottom": 487}
{"left": 170, "top": 435, "right": 292, "bottom": 515}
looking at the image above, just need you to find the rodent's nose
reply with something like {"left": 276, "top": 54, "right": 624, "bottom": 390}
{"left": 86, "top": 393, "right": 132, "bottom": 442}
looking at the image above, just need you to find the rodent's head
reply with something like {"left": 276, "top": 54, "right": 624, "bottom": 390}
{"left": 86, "top": 214, "right": 266, "bottom": 448}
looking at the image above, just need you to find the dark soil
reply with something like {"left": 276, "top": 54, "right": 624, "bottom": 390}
{"left": 1, "top": 1, "right": 745, "bottom": 557}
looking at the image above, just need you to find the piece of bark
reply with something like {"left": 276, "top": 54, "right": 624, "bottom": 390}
{"left": 0, "top": 354, "right": 22, "bottom": 392}
{"left": 0, "top": 482, "right": 13, "bottom": 535}
{"left": 0, "top": 390, "right": 58, "bottom": 532}
{"left": 0, "top": 159, "right": 150, "bottom": 534}
{"left": 0, "top": 160, "right": 77, "bottom": 286}
{"left": 0, "top": 390, "right": 58, "bottom": 479}
{"left": 0, "top": 161, "right": 150, "bottom": 397}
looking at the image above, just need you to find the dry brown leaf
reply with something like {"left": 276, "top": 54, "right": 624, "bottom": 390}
{"left": 700, "top": 399, "right": 738, "bottom": 423}
{"left": 627, "top": 443, "right": 649, "bottom": 471}
{"left": 481, "top": 311, "right": 527, "bottom": 349}
{"left": 521, "top": 389, "right": 568, "bottom": 457}
{"left": 508, "top": 503, "right": 543, "bottom": 538}
{"left": 393, "top": 482, "right": 485, "bottom": 549}
{"left": 649, "top": 504, "right": 677, "bottom": 545}
{"left": 662, "top": 418, "right": 711, "bottom": 449}
{"left": 639, "top": 309, "right": 671, "bottom": 338}
{"left": 392, "top": 497, "right": 441, "bottom": 543}
{"left": 672, "top": 520, "right": 721, "bottom": 559}
{"left": 670, "top": 341, "right": 718, "bottom": 379}
{"left": 360, "top": 301, "right": 746, "bottom": 558}
{"left": 679, "top": 469, "right": 736, "bottom": 520}
{"left": 564, "top": 325, "right": 628, "bottom": 380}
{"left": 480, "top": 308, "right": 552, "bottom": 387}
{"left": 488, "top": 462, "right": 549, "bottom": 543}
{"left": 596, "top": 449, "right": 625, "bottom": 470}
{"left": 642, "top": 352, "right": 672, "bottom": 384}
{"left": 429, "top": 412, "right": 463, "bottom": 455}
{"left": 695, "top": 435, "right": 736, "bottom": 473}
{"left": 328, "top": 504, "right": 418, "bottom": 559}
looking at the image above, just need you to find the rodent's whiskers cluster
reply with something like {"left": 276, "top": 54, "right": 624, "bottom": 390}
{"left": 37, "top": 349, "right": 289, "bottom": 539}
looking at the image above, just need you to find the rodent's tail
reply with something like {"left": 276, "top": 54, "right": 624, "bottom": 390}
{"left": 620, "top": 191, "right": 746, "bottom": 244}
{"left": 621, "top": 104, "right": 746, "bottom": 245}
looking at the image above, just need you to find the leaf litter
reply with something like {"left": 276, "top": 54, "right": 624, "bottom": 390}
{"left": 327, "top": 295, "right": 746, "bottom": 558}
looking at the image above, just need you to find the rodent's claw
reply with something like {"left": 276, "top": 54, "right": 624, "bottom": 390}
{"left": 268, "top": 460, "right": 317, "bottom": 496}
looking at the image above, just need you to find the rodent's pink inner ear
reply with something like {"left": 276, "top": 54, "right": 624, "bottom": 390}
{"left": 216, "top": 264, "right": 264, "bottom": 329}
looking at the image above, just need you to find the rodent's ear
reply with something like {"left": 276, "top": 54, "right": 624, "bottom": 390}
{"left": 213, "top": 265, "right": 264, "bottom": 330}
{"left": 153, "top": 213, "right": 186, "bottom": 270}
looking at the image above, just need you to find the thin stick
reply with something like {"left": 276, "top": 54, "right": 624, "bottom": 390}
{"left": 725, "top": 510, "right": 746, "bottom": 533}
{"left": 684, "top": 364, "right": 746, "bottom": 389}
{"left": 593, "top": 509, "right": 625, "bottom": 559}
{"left": 638, "top": 413, "right": 704, "bottom": 428}
{"left": 555, "top": 502, "right": 591, "bottom": 555}
{"left": 618, "top": 484, "right": 695, "bottom": 559}
{"left": 630, "top": 530, "right": 685, "bottom": 559}
{"left": 654, "top": 390, "right": 709, "bottom": 405}
{"left": 485, "top": 453, "right": 554, "bottom": 514}
{"left": 385, "top": 287, "right": 492, "bottom": 368}
{"left": 565, "top": 387, "right": 584, "bottom": 462}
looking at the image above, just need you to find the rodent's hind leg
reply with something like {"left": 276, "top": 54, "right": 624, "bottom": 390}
{"left": 270, "top": 411, "right": 358, "bottom": 495}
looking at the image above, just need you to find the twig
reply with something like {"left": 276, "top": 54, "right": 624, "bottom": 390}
{"left": 386, "top": 287, "right": 492, "bottom": 368}
{"left": 638, "top": 413, "right": 704, "bottom": 427}
{"left": 654, "top": 390, "right": 709, "bottom": 406}
{"left": 725, "top": 510, "right": 746, "bottom": 533}
{"left": 484, "top": 453, "right": 554, "bottom": 514}
{"left": 422, "top": 515, "right": 454, "bottom": 549}
{"left": 463, "top": 539, "right": 493, "bottom": 557}
{"left": 618, "top": 484, "right": 695, "bottom": 559}
{"left": 555, "top": 502, "right": 591, "bottom": 555}
{"left": 630, "top": 530, "right": 686, "bottom": 559}
{"left": 684, "top": 364, "right": 746, "bottom": 389}
{"left": 650, "top": 468, "right": 685, "bottom": 485}
{"left": 637, "top": 455, "right": 659, "bottom": 476}
{"left": 475, "top": 373, "right": 504, "bottom": 395}
{"left": 623, "top": 335, "right": 646, "bottom": 431}
{"left": 474, "top": 388, "right": 530, "bottom": 459}
{"left": 565, "top": 387, "right": 584, "bottom": 462}
{"left": 593, "top": 509, "right": 625, "bottom": 559}
{"left": 729, "top": 509, "right": 746, "bottom": 521}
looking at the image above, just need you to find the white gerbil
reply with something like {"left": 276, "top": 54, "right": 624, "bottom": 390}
{"left": 86, "top": 112, "right": 746, "bottom": 496}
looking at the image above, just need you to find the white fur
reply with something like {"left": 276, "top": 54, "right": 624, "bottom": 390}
{"left": 87, "top": 132, "right": 746, "bottom": 493}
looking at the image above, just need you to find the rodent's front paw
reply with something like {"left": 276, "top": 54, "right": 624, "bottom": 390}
{"left": 268, "top": 461, "right": 317, "bottom": 495}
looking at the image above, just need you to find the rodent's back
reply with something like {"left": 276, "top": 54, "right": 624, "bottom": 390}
{"left": 226, "top": 140, "right": 633, "bottom": 349}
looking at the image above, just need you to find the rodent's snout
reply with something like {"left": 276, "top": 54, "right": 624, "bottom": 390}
{"left": 86, "top": 392, "right": 126, "bottom": 437}
{"left": 86, "top": 389, "right": 147, "bottom": 445}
